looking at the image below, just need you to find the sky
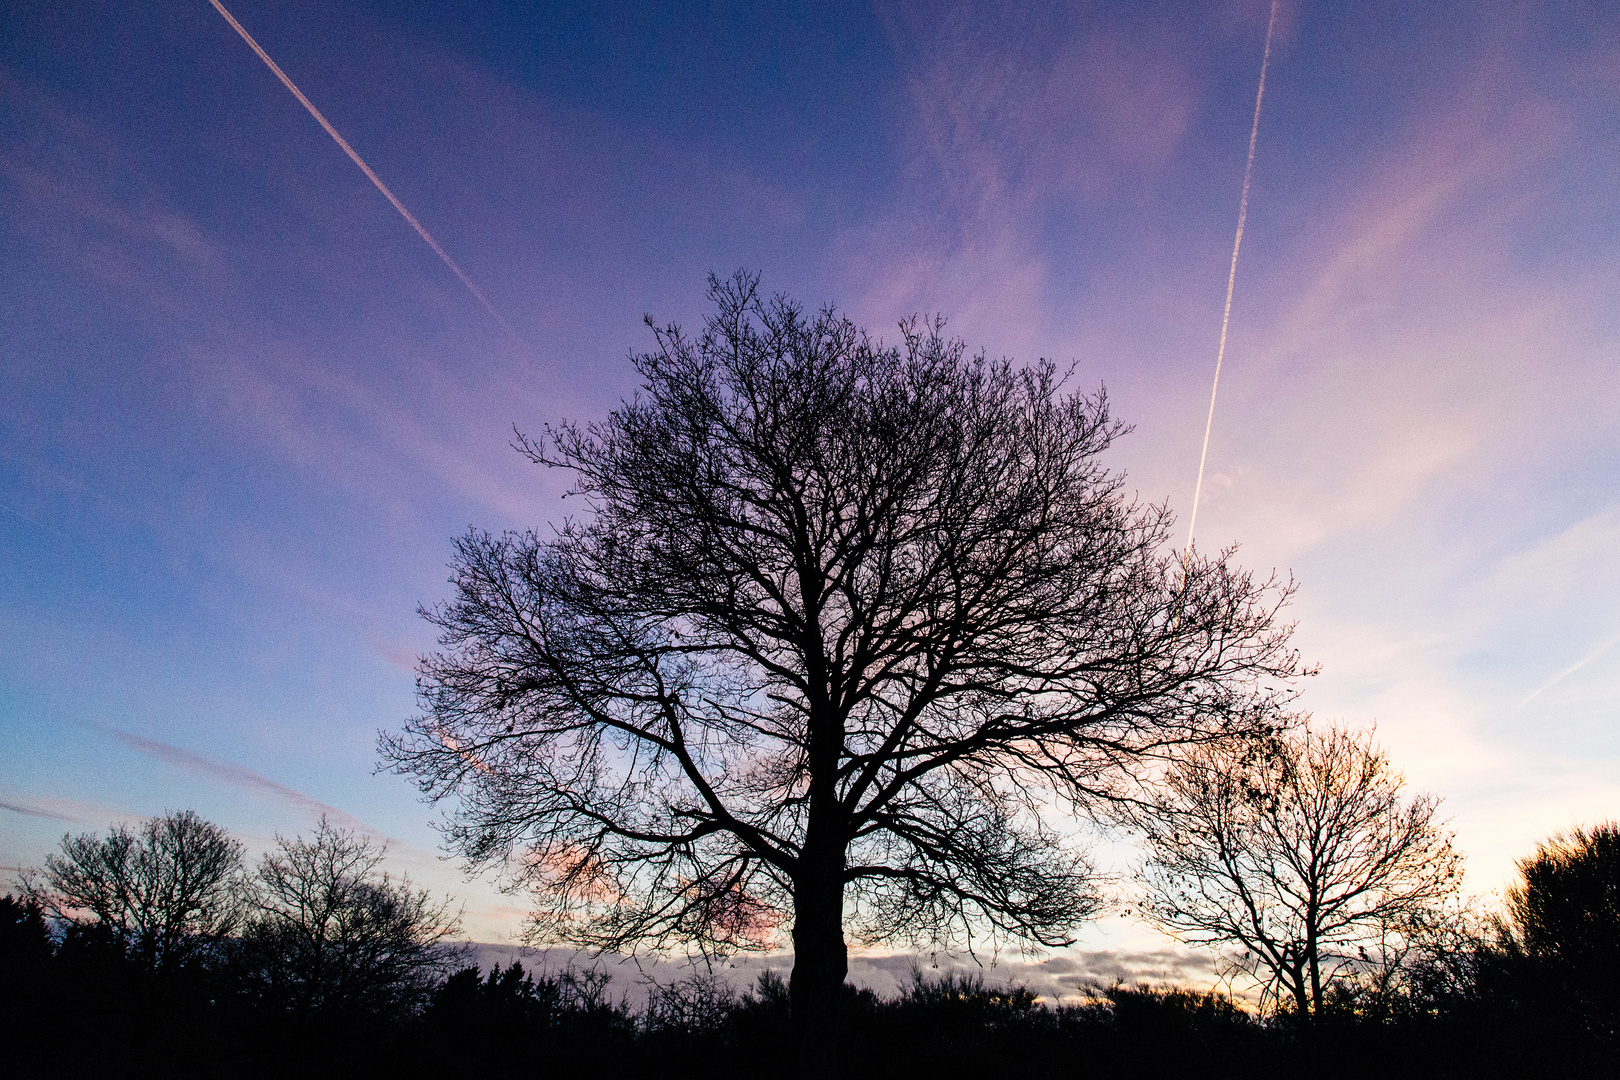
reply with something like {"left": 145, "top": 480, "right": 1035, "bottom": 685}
{"left": 2, "top": 0, "right": 1618, "bottom": 981}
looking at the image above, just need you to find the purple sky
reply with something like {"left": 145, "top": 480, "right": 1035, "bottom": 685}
{"left": 3, "top": 0, "right": 1618, "bottom": 966}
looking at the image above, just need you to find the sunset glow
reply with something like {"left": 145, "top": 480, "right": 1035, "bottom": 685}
{"left": 3, "top": 1, "right": 1617, "bottom": 987}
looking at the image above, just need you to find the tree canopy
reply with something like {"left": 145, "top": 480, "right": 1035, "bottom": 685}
{"left": 384, "top": 272, "right": 1305, "bottom": 1064}
{"left": 1135, "top": 724, "right": 1462, "bottom": 1019}
{"left": 234, "top": 819, "right": 463, "bottom": 1018}
{"left": 1500, "top": 822, "right": 1620, "bottom": 1034}
{"left": 27, "top": 809, "right": 246, "bottom": 975}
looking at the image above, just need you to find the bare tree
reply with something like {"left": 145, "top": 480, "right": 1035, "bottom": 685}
{"left": 26, "top": 809, "right": 246, "bottom": 974}
{"left": 383, "top": 273, "right": 1304, "bottom": 1069}
{"left": 235, "top": 819, "right": 463, "bottom": 1017}
{"left": 1134, "top": 723, "right": 1462, "bottom": 1020}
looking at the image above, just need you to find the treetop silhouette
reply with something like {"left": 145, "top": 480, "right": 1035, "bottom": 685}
{"left": 383, "top": 271, "right": 1306, "bottom": 1069}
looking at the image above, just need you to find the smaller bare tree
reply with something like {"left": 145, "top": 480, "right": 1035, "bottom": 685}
{"left": 235, "top": 818, "right": 463, "bottom": 1017}
{"left": 26, "top": 809, "right": 246, "bottom": 973}
{"left": 1134, "top": 723, "right": 1462, "bottom": 1020}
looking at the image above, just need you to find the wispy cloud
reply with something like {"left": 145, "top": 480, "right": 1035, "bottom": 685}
{"left": 0, "top": 72, "right": 229, "bottom": 317}
{"left": 1159, "top": 92, "right": 1589, "bottom": 565}
{"left": 837, "top": 2, "right": 1204, "bottom": 352}
{"left": 0, "top": 792, "right": 134, "bottom": 827}
{"left": 105, "top": 728, "right": 373, "bottom": 836}
{"left": 0, "top": 799, "right": 81, "bottom": 823}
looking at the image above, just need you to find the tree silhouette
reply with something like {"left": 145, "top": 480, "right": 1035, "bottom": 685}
{"left": 384, "top": 272, "right": 1305, "bottom": 1072}
{"left": 233, "top": 819, "right": 463, "bottom": 1018}
{"left": 1501, "top": 822, "right": 1620, "bottom": 1039}
{"left": 1, "top": 893, "right": 54, "bottom": 1036}
{"left": 25, "top": 809, "right": 246, "bottom": 975}
{"left": 0, "top": 893, "right": 52, "bottom": 971}
{"left": 1135, "top": 724, "right": 1461, "bottom": 1020}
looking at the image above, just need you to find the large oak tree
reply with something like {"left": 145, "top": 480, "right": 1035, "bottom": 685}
{"left": 384, "top": 273, "right": 1303, "bottom": 1070}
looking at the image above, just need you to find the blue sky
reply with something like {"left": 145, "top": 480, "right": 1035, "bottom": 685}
{"left": 3, "top": 0, "right": 1618, "bottom": 959}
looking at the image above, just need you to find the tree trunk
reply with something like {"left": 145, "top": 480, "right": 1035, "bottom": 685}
{"left": 1289, "top": 961, "right": 1311, "bottom": 1023}
{"left": 1307, "top": 916, "right": 1322, "bottom": 1020}
{"left": 790, "top": 857, "right": 847, "bottom": 1078}
{"left": 791, "top": 657, "right": 848, "bottom": 1076}
{"left": 791, "top": 729, "right": 848, "bottom": 1080}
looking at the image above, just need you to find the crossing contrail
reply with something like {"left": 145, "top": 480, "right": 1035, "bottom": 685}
{"left": 205, "top": 0, "right": 517, "bottom": 338}
{"left": 1182, "top": 0, "right": 1279, "bottom": 563}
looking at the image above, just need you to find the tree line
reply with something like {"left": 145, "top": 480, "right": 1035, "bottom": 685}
{"left": 3, "top": 809, "right": 1618, "bottom": 1077}
{"left": 12, "top": 814, "right": 460, "bottom": 1013}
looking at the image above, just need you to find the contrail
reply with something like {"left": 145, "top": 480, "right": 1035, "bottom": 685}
{"left": 1182, "top": 0, "right": 1279, "bottom": 563}
{"left": 205, "top": 0, "right": 517, "bottom": 338}
{"left": 1518, "top": 633, "right": 1620, "bottom": 709}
